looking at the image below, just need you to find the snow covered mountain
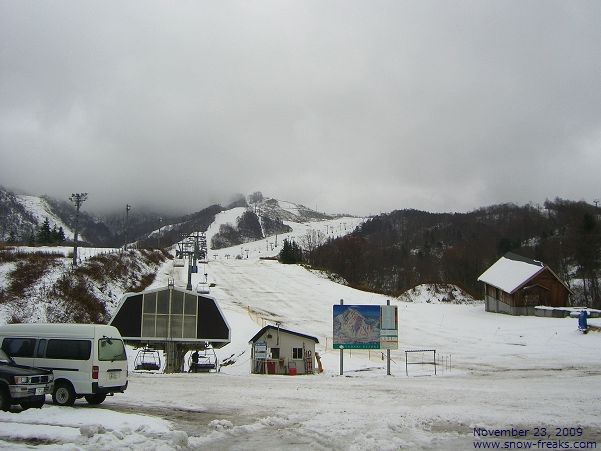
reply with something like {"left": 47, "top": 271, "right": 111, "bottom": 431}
{"left": 12, "top": 194, "right": 77, "bottom": 240}
{"left": 334, "top": 307, "right": 378, "bottom": 340}
{"left": 251, "top": 197, "right": 336, "bottom": 223}
{"left": 0, "top": 184, "right": 351, "bottom": 256}
{"left": 0, "top": 187, "right": 115, "bottom": 245}
{"left": 0, "top": 188, "right": 40, "bottom": 242}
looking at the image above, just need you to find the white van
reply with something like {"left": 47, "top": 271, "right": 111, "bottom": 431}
{"left": 0, "top": 324, "right": 128, "bottom": 406}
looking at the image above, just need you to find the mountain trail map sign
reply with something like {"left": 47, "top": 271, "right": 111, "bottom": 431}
{"left": 333, "top": 304, "right": 398, "bottom": 350}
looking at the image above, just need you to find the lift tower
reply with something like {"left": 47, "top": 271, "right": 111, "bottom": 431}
{"left": 176, "top": 232, "right": 208, "bottom": 291}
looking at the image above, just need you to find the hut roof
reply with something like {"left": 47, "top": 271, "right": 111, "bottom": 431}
{"left": 249, "top": 325, "right": 319, "bottom": 344}
{"left": 477, "top": 253, "right": 545, "bottom": 294}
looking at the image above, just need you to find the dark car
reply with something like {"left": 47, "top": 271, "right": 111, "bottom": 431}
{"left": 0, "top": 348, "right": 54, "bottom": 411}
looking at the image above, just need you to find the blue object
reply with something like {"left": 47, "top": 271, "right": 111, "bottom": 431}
{"left": 578, "top": 310, "right": 588, "bottom": 330}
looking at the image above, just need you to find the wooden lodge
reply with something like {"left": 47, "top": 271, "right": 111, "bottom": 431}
{"left": 477, "top": 252, "right": 571, "bottom": 316}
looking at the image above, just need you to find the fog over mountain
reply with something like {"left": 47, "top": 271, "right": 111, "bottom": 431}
{"left": 1, "top": 1, "right": 600, "bottom": 215}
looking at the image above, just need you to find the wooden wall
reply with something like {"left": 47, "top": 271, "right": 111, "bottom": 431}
{"left": 511, "top": 268, "right": 569, "bottom": 307}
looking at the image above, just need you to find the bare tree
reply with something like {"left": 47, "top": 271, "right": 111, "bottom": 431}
{"left": 248, "top": 191, "right": 264, "bottom": 205}
{"left": 299, "top": 229, "right": 326, "bottom": 264}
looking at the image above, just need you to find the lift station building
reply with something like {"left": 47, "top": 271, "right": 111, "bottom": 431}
{"left": 109, "top": 285, "right": 230, "bottom": 372}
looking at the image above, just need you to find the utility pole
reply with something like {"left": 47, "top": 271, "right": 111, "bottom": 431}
{"left": 157, "top": 217, "right": 163, "bottom": 249}
{"left": 69, "top": 193, "right": 88, "bottom": 267}
{"left": 124, "top": 204, "right": 131, "bottom": 250}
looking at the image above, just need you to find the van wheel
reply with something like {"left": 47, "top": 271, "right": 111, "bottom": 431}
{"left": 52, "top": 383, "right": 76, "bottom": 406}
{"left": 84, "top": 394, "right": 106, "bottom": 405}
{"left": 0, "top": 388, "right": 10, "bottom": 411}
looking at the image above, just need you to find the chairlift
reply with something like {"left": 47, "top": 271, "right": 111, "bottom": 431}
{"left": 188, "top": 346, "right": 219, "bottom": 373}
{"left": 196, "top": 272, "right": 210, "bottom": 294}
{"left": 173, "top": 258, "right": 186, "bottom": 268}
{"left": 196, "top": 281, "right": 210, "bottom": 294}
{"left": 133, "top": 347, "right": 162, "bottom": 371}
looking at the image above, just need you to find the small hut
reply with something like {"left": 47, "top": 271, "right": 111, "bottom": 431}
{"left": 477, "top": 252, "right": 571, "bottom": 316}
{"left": 249, "top": 325, "right": 318, "bottom": 375}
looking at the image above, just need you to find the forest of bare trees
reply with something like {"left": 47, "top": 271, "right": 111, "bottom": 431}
{"left": 308, "top": 199, "right": 601, "bottom": 308}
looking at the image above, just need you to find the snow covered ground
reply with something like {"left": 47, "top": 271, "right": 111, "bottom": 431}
{"left": 1, "top": 212, "right": 600, "bottom": 450}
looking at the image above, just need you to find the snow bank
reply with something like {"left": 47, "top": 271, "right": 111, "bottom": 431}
{"left": 0, "top": 406, "right": 181, "bottom": 450}
{"left": 398, "top": 284, "right": 479, "bottom": 304}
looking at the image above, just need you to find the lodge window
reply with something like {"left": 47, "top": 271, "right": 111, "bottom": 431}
{"left": 292, "top": 347, "right": 303, "bottom": 359}
{"left": 270, "top": 348, "right": 280, "bottom": 359}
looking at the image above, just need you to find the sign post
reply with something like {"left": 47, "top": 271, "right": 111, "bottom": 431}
{"left": 339, "top": 299, "right": 344, "bottom": 376}
{"left": 386, "top": 300, "right": 391, "bottom": 376}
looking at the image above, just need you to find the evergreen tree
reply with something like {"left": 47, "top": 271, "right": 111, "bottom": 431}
{"left": 279, "top": 238, "right": 303, "bottom": 264}
{"left": 51, "top": 224, "right": 59, "bottom": 243}
{"left": 57, "top": 226, "right": 66, "bottom": 243}
{"left": 237, "top": 211, "right": 263, "bottom": 240}
{"left": 37, "top": 218, "right": 52, "bottom": 244}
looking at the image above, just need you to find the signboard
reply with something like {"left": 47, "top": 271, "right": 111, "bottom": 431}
{"left": 333, "top": 304, "right": 398, "bottom": 350}
{"left": 254, "top": 341, "right": 267, "bottom": 359}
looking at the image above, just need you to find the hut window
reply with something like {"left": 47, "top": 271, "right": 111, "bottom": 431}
{"left": 270, "top": 348, "right": 280, "bottom": 359}
{"left": 292, "top": 348, "right": 303, "bottom": 359}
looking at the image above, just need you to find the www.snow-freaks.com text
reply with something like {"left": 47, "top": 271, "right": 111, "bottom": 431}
{"left": 472, "top": 426, "right": 597, "bottom": 449}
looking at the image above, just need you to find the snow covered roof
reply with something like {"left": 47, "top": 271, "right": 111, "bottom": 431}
{"left": 249, "top": 325, "right": 319, "bottom": 344}
{"left": 477, "top": 253, "right": 545, "bottom": 294}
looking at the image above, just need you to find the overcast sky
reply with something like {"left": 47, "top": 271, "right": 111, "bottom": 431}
{"left": 1, "top": 1, "right": 600, "bottom": 216}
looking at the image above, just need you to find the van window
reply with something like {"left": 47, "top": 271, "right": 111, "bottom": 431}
{"left": 46, "top": 339, "right": 91, "bottom": 360}
{"left": 1, "top": 337, "right": 36, "bottom": 358}
{"left": 98, "top": 338, "right": 127, "bottom": 361}
{"left": 36, "top": 339, "right": 47, "bottom": 358}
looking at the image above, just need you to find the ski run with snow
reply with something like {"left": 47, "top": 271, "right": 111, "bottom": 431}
{"left": 0, "top": 205, "right": 600, "bottom": 450}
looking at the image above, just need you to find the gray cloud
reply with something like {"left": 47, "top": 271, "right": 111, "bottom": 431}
{"left": 1, "top": 0, "right": 600, "bottom": 216}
